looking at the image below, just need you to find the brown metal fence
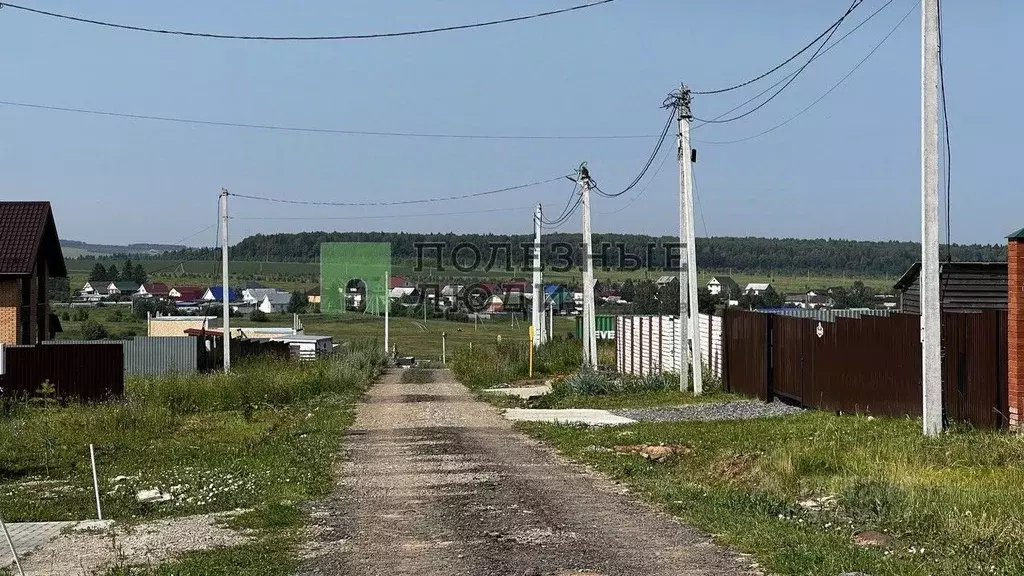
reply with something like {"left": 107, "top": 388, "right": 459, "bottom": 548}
{"left": 724, "top": 309, "right": 1007, "bottom": 429}
{"left": 0, "top": 343, "right": 124, "bottom": 400}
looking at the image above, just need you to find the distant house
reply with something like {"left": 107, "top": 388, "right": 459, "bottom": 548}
{"left": 203, "top": 286, "right": 238, "bottom": 302}
{"left": 893, "top": 262, "right": 1007, "bottom": 314}
{"left": 107, "top": 281, "right": 140, "bottom": 296}
{"left": 440, "top": 284, "right": 464, "bottom": 307}
{"left": 258, "top": 291, "right": 292, "bottom": 314}
{"left": 483, "top": 294, "right": 504, "bottom": 313}
{"left": 655, "top": 275, "right": 676, "bottom": 287}
{"left": 0, "top": 201, "right": 67, "bottom": 344}
{"left": 544, "top": 284, "right": 574, "bottom": 314}
{"left": 169, "top": 285, "right": 204, "bottom": 301}
{"left": 242, "top": 288, "right": 289, "bottom": 306}
{"left": 82, "top": 280, "right": 110, "bottom": 295}
{"left": 307, "top": 286, "right": 321, "bottom": 305}
{"left": 744, "top": 282, "right": 773, "bottom": 296}
{"left": 389, "top": 286, "right": 418, "bottom": 301}
{"left": 136, "top": 282, "right": 170, "bottom": 299}
{"left": 390, "top": 276, "right": 413, "bottom": 289}
{"left": 707, "top": 276, "right": 740, "bottom": 298}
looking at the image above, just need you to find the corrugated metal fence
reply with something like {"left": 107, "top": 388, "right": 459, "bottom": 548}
{"left": 615, "top": 314, "right": 723, "bottom": 379}
{"left": 723, "top": 309, "right": 1007, "bottom": 429}
{"left": 45, "top": 337, "right": 202, "bottom": 375}
{"left": 0, "top": 343, "right": 124, "bottom": 400}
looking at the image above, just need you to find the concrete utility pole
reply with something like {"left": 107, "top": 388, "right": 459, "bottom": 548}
{"left": 383, "top": 274, "right": 390, "bottom": 358}
{"left": 671, "top": 88, "right": 692, "bottom": 392}
{"left": 219, "top": 188, "right": 231, "bottom": 373}
{"left": 921, "top": 0, "right": 942, "bottom": 436}
{"left": 678, "top": 86, "right": 704, "bottom": 395}
{"left": 532, "top": 203, "right": 544, "bottom": 348}
{"left": 579, "top": 166, "right": 598, "bottom": 368}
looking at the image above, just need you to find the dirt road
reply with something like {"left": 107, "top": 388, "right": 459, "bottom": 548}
{"left": 301, "top": 370, "right": 757, "bottom": 576}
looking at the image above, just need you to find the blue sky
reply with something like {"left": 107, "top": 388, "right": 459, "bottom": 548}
{"left": 1, "top": 1, "right": 1020, "bottom": 246}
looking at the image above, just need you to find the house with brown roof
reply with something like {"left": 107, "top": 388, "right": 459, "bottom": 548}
{"left": 0, "top": 202, "right": 67, "bottom": 345}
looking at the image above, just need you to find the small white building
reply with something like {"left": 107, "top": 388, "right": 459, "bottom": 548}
{"left": 271, "top": 334, "right": 335, "bottom": 361}
{"left": 744, "top": 282, "right": 773, "bottom": 296}
{"left": 258, "top": 291, "right": 292, "bottom": 314}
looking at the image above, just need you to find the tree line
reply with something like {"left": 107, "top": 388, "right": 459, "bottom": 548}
{"left": 88, "top": 260, "right": 149, "bottom": 284}
{"left": 100, "top": 232, "right": 1007, "bottom": 278}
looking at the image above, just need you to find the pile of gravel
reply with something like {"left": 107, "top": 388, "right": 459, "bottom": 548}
{"left": 612, "top": 400, "right": 803, "bottom": 423}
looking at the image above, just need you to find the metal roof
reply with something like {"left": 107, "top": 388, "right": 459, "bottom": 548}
{"left": 0, "top": 201, "right": 67, "bottom": 277}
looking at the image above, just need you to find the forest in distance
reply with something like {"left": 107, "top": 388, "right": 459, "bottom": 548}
{"left": 83, "top": 232, "right": 1008, "bottom": 278}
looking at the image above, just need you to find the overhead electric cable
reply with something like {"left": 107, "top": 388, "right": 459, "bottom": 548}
{"left": 226, "top": 176, "right": 565, "bottom": 207}
{"left": 694, "top": 0, "right": 860, "bottom": 125}
{"left": 0, "top": 99, "right": 655, "bottom": 141}
{"left": 0, "top": 0, "right": 615, "bottom": 41}
{"left": 593, "top": 109, "right": 674, "bottom": 198}
{"left": 692, "top": 0, "right": 864, "bottom": 95}
{"left": 698, "top": 1, "right": 917, "bottom": 145}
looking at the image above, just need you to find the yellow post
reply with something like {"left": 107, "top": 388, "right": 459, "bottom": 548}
{"left": 528, "top": 325, "right": 535, "bottom": 378}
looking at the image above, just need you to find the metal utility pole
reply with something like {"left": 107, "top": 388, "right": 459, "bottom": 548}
{"left": 921, "top": 0, "right": 942, "bottom": 436}
{"left": 579, "top": 166, "right": 598, "bottom": 368}
{"left": 219, "top": 188, "right": 231, "bottom": 373}
{"left": 670, "top": 87, "right": 692, "bottom": 391}
{"left": 532, "top": 203, "right": 544, "bottom": 348}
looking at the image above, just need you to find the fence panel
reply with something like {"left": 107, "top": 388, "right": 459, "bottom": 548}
{"left": 1, "top": 343, "right": 123, "bottom": 400}
{"left": 941, "top": 310, "right": 1006, "bottom": 429}
{"left": 724, "top": 310, "right": 768, "bottom": 399}
{"left": 45, "top": 338, "right": 202, "bottom": 375}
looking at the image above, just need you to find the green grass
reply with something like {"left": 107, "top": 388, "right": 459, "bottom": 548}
{"left": 522, "top": 411, "right": 1024, "bottom": 575}
{"left": 0, "top": 343, "right": 384, "bottom": 573}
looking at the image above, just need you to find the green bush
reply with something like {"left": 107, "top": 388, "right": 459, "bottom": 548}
{"left": 249, "top": 309, "right": 269, "bottom": 322}
{"left": 80, "top": 319, "right": 108, "bottom": 340}
{"left": 71, "top": 308, "right": 89, "bottom": 322}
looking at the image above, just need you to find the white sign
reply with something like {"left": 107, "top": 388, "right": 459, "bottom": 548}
{"left": 816, "top": 322, "right": 825, "bottom": 339}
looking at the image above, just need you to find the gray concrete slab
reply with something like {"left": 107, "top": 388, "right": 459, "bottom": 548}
{"left": 481, "top": 384, "right": 552, "bottom": 399}
{"left": 0, "top": 521, "right": 74, "bottom": 567}
{"left": 502, "top": 408, "right": 636, "bottom": 426}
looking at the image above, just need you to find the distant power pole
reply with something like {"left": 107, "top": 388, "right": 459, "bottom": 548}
{"left": 219, "top": 188, "right": 231, "bottom": 373}
{"left": 579, "top": 166, "right": 598, "bottom": 368}
{"left": 532, "top": 203, "right": 544, "bottom": 348}
{"left": 921, "top": 0, "right": 942, "bottom": 436}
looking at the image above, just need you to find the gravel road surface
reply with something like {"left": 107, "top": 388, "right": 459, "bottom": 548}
{"left": 612, "top": 401, "right": 804, "bottom": 423}
{"left": 300, "top": 370, "right": 758, "bottom": 576}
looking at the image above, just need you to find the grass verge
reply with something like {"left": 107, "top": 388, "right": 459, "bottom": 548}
{"left": 0, "top": 342, "right": 384, "bottom": 574}
{"left": 522, "top": 411, "right": 1024, "bottom": 576}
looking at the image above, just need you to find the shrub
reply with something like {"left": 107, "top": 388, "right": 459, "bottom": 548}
{"left": 59, "top": 311, "right": 70, "bottom": 321}
{"left": 249, "top": 309, "right": 269, "bottom": 322}
{"left": 80, "top": 320, "right": 108, "bottom": 340}
{"left": 71, "top": 308, "right": 90, "bottom": 322}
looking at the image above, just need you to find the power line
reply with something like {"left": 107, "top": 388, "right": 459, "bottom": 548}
{"left": 692, "top": 0, "right": 864, "bottom": 96}
{"left": 593, "top": 109, "right": 674, "bottom": 198}
{"left": 690, "top": 0, "right": 895, "bottom": 131}
{"left": 227, "top": 176, "right": 565, "bottom": 207}
{"left": 692, "top": 166, "right": 710, "bottom": 237}
{"left": 694, "top": 0, "right": 860, "bottom": 126}
{"left": 542, "top": 179, "right": 580, "bottom": 226}
{"left": 937, "top": 0, "right": 952, "bottom": 262}
{"left": 0, "top": 0, "right": 615, "bottom": 41}
{"left": 232, "top": 205, "right": 533, "bottom": 221}
{"left": 596, "top": 144, "right": 673, "bottom": 215}
{"left": 698, "top": 1, "right": 916, "bottom": 146}
{"left": 0, "top": 99, "right": 656, "bottom": 141}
